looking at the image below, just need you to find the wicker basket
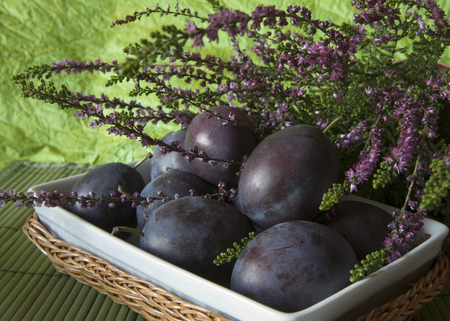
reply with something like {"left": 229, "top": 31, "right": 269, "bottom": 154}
{"left": 23, "top": 212, "right": 448, "bottom": 321}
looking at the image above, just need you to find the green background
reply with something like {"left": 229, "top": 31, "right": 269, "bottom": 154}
{"left": 1, "top": 0, "right": 450, "bottom": 171}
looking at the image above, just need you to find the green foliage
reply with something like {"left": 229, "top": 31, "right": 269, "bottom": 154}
{"left": 373, "top": 161, "right": 397, "bottom": 189}
{"left": 11, "top": 64, "right": 54, "bottom": 81}
{"left": 420, "top": 158, "right": 450, "bottom": 209}
{"left": 319, "top": 181, "right": 351, "bottom": 211}
{"left": 205, "top": 0, "right": 225, "bottom": 11}
{"left": 108, "top": 25, "right": 190, "bottom": 86}
{"left": 11, "top": 77, "right": 73, "bottom": 108}
{"left": 213, "top": 232, "right": 257, "bottom": 266}
{"left": 350, "top": 248, "right": 392, "bottom": 283}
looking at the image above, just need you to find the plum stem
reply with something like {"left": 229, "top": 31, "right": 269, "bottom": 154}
{"left": 133, "top": 153, "right": 153, "bottom": 170}
{"left": 323, "top": 115, "right": 345, "bottom": 134}
{"left": 118, "top": 185, "right": 131, "bottom": 198}
{"left": 111, "top": 226, "right": 144, "bottom": 237}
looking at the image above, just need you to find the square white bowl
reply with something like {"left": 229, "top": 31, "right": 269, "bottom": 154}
{"left": 29, "top": 160, "right": 449, "bottom": 321}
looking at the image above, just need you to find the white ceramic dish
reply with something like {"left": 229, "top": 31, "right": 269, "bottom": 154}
{"left": 29, "top": 159, "right": 449, "bottom": 321}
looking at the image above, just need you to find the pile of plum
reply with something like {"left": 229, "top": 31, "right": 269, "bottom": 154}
{"left": 64, "top": 106, "right": 393, "bottom": 313}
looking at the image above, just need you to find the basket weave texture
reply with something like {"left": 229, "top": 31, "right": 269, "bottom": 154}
{"left": 23, "top": 212, "right": 448, "bottom": 321}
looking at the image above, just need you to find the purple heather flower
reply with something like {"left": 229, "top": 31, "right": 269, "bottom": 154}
{"left": 443, "top": 156, "right": 450, "bottom": 166}
{"left": 227, "top": 91, "right": 235, "bottom": 102}
{"left": 191, "top": 35, "right": 204, "bottom": 48}
{"left": 386, "top": 115, "right": 421, "bottom": 173}
{"left": 345, "top": 126, "right": 383, "bottom": 188}
{"left": 51, "top": 59, "right": 119, "bottom": 76}
{"left": 387, "top": 250, "right": 402, "bottom": 264}
{"left": 338, "top": 120, "right": 370, "bottom": 149}
{"left": 314, "top": 119, "right": 328, "bottom": 129}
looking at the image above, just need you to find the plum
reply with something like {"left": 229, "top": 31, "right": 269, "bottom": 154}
{"left": 64, "top": 162, "right": 145, "bottom": 239}
{"left": 140, "top": 196, "right": 255, "bottom": 287}
{"left": 238, "top": 124, "right": 340, "bottom": 230}
{"left": 185, "top": 106, "right": 258, "bottom": 186}
{"left": 322, "top": 200, "right": 394, "bottom": 260}
{"left": 136, "top": 169, "right": 215, "bottom": 230}
{"left": 150, "top": 129, "right": 194, "bottom": 180}
{"left": 230, "top": 220, "right": 357, "bottom": 312}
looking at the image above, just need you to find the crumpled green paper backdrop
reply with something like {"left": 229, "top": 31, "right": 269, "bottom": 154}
{"left": 1, "top": 0, "right": 449, "bottom": 171}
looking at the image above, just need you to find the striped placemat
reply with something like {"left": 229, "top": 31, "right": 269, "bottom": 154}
{"left": 0, "top": 160, "right": 449, "bottom": 321}
{"left": 0, "top": 161, "right": 146, "bottom": 321}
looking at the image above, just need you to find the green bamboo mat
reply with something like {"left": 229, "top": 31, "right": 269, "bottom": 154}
{"left": 0, "top": 161, "right": 449, "bottom": 321}
{"left": 0, "top": 161, "right": 146, "bottom": 321}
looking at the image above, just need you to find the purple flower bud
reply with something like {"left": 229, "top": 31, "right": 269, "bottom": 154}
{"left": 443, "top": 156, "right": 450, "bottom": 166}
{"left": 409, "top": 201, "right": 418, "bottom": 210}
{"left": 383, "top": 237, "right": 393, "bottom": 248}
{"left": 400, "top": 242, "right": 410, "bottom": 251}
{"left": 413, "top": 221, "right": 424, "bottom": 231}
{"left": 405, "top": 231, "right": 416, "bottom": 242}
{"left": 388, "top": 221, "right": 397, "bottom": 229}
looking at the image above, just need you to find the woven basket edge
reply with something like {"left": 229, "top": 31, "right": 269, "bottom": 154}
{"left": 23, "top": 213, "right": 449, "bottom": 321}
{"left": 23, "top": 212, "right": 231, "bottom": 321}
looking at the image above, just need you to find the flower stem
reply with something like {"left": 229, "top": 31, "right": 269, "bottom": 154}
{"left": 323, "top": 115, "right": 345, "bottom": 134}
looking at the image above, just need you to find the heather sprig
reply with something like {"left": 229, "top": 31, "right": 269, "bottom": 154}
{"left": 0, "top": 188, "right": 145, "bottom": 210}
{"left": 110, "top": 3, "right": 208, "bottom": 29}
{"left": 11, "top": 75, "right": 244, "bottom": 165}
{"left": 420, "top": 149, "right": 450, "bottom": 209}
{"left": 372, "top": 160, "right": 397, "bottom": 189}
{"left": 0, "top": 186, "right": 185, "bottom": 210}
{"left": 345, "top": 117, "right": 384, "bottom": 193}
{"left": 213, "top": 231, "right": 257, "bottom": 265}
{"left": 13, "top": 59, "right": 120, "bottom": 81}
{"left": 0, "top": 180, "right": 239, "bottom": 210}
{"left": 350, "top": 248, "right": 392, "bottom": 283}
{"left": 381, "top": 155, "right": 429, "bottom": 255}
{"left": 108, "top": 25, "right": 192, "bottom": 84}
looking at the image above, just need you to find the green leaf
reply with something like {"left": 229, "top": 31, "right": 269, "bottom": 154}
{"left": 420, "top": 158, "right": 450, "bottom": 210}
{"left": 213, "top": 232, "right": 257, "bottom": 266}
